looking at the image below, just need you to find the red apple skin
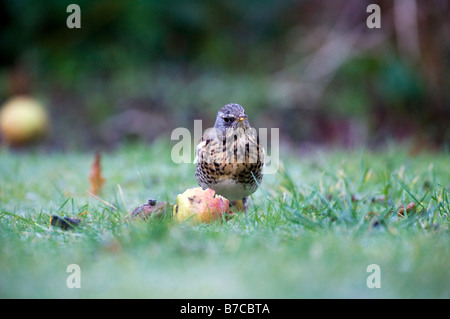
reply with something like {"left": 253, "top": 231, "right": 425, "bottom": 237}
{"left": 173, "top": 187, "right": 230, "bottom": 224}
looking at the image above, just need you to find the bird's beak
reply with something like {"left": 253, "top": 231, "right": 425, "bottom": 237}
{"left": 237, "top": 114, "right": 248, "bottom": 122}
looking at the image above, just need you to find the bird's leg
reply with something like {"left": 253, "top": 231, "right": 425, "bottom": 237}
{"left": 242, "top": 196, "right": 249, "bottom": 215}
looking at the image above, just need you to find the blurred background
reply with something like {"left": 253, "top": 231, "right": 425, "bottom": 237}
{"left": 0, "top": 0, "right": 449, "bottom": 152}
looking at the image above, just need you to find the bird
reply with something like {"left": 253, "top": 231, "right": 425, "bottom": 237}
{"left": 195, "top": 103, "right": 264, "bottom": 214}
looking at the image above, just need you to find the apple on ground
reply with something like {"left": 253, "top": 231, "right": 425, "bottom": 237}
{"left": 0, "top": 95, "right": 49, "bottom": 145}
{"left": 173, "top": 187, "right": 230, "bottom": 224}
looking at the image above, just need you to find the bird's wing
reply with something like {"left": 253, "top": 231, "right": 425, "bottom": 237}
{"left": 193, "top": 128, "right": 223, "bottom": 164}
{"left": 193, "top": 138, "right": 206, "bottom": 164}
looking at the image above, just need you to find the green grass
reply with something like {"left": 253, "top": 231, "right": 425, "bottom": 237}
{"left": 0, "top": 141, "right": 449, "bottom": 298}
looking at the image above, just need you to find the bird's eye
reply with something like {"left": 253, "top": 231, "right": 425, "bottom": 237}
{"left": 223, "top": 117, "right": 233, "bottom": 123}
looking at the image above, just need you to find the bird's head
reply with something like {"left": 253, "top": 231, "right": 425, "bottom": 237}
{"left": 214, "top": 103, "right": 250, "bottom": 134}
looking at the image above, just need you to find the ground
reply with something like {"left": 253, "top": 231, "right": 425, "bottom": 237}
{"left": 0, "top": 141, "right": 448, "bottom": 298}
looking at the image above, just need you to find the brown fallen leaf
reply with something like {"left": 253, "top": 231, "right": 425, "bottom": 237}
{"left": 398, "top": 202, "right": 417, "bottom": 217}
{"left": 89, "top": 152, "right": 105, "bottom": 195}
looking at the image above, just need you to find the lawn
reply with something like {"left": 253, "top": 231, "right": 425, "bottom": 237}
{"left": 0, "top": 141, "right": 449, "bottom": 298}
